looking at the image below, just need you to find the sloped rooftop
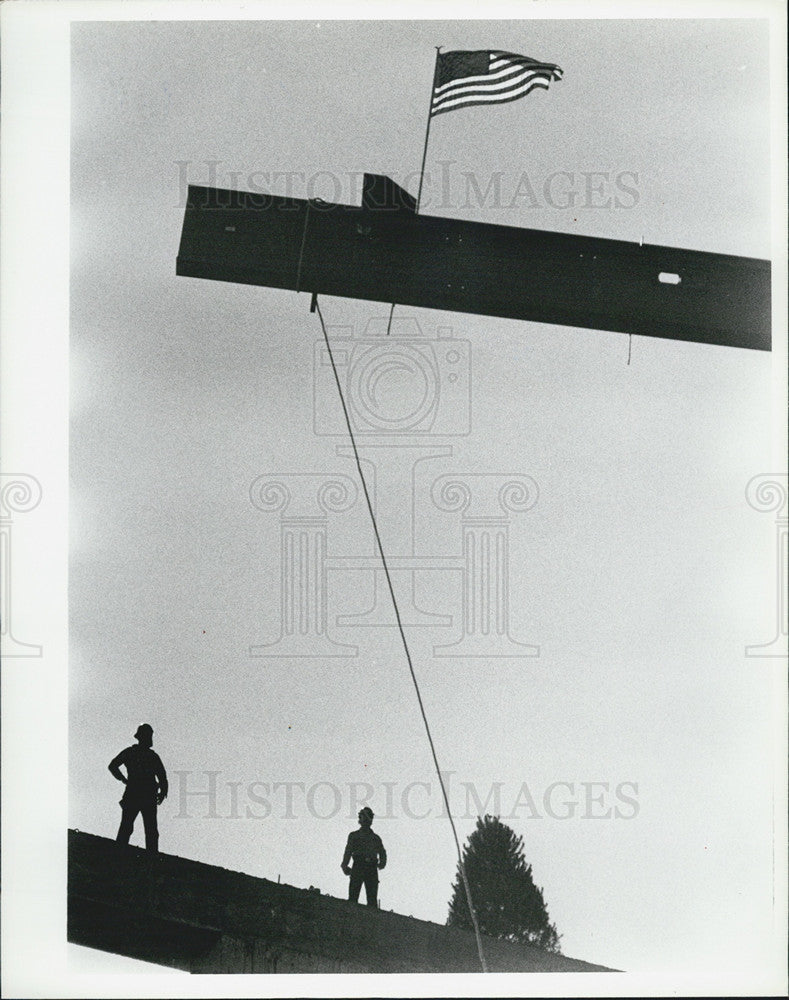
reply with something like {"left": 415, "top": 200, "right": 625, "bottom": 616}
{"left": 68, "top": 829, "right": 614, "bottom": 974}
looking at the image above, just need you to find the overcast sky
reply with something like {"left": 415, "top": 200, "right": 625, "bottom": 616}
{"left": 63, "top": 13, "right": 781, "bottom": 983}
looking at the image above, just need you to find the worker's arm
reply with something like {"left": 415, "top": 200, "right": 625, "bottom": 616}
{"left": 341, "top": 835, "right": 353, "bottom": 875}
{"left": 108, "top": 750, "right": 128, "bottom": 784}
{"left": 377, "top": 837, "right": 387, "bottom": 870}
{"left": 155, "top": 754, "right": 168, "bottom": 804}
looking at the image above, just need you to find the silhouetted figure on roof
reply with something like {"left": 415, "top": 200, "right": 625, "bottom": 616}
{"left": 341, "top": 807, "right": 386, "bottom": 908}
{"left": 108, "top": 723, "right": 168, "bottom": 853}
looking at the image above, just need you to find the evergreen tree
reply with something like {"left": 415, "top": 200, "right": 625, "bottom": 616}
{"left": 447, "top": 814, "right": 561, "bottom": 952}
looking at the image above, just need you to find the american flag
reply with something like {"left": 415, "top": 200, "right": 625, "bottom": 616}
{"left": 431, "top": 50, "right": 563, "bottom": 117}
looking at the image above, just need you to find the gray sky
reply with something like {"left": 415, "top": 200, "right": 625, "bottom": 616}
{"left": 67, "top": 15, "right": 779, "bottom": 980}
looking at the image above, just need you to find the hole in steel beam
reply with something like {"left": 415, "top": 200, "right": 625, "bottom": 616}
{"left": 658, "top": 272, "right": 681, "bottom": 285}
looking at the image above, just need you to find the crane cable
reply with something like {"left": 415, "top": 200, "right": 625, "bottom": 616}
{"left": 313, "top": 294, "right": 489, "bottom": 974}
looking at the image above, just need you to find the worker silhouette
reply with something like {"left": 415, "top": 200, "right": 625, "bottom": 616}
{"left": 341, "top": 806, "right": 386, "bottom": 908}
{"left": 108, "top": 723, "right": 168, "bottom": 853}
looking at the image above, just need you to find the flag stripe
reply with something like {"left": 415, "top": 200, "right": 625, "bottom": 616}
{"left": 489, "top": 54, "right": 561, "bottom": 74}
{"left": 433, "top": 85, "right": 551, "bottom": 118}
{"left": 433, "top": 60, "right": 538, "bottom": 96}
{"left": 432, "top": 78, "right": 550, "bottom": 116}
{"left": 433, "top": 67, "right": 550, "bottom": 108}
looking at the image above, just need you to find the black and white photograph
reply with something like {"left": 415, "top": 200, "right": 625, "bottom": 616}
{"left": 1, "top": 2, "right": 786, "bottom": 996}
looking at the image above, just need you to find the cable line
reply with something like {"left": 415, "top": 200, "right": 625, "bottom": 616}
{"left": 313, "top": 295, "right": 488, "bottom": 973}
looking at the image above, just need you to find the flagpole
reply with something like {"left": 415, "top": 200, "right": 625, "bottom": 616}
{"left": 387, "top": 46, "right": 442, "bottom": 335}
{"left": 416, "top": 46, "right": 443, "bottom": 213}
